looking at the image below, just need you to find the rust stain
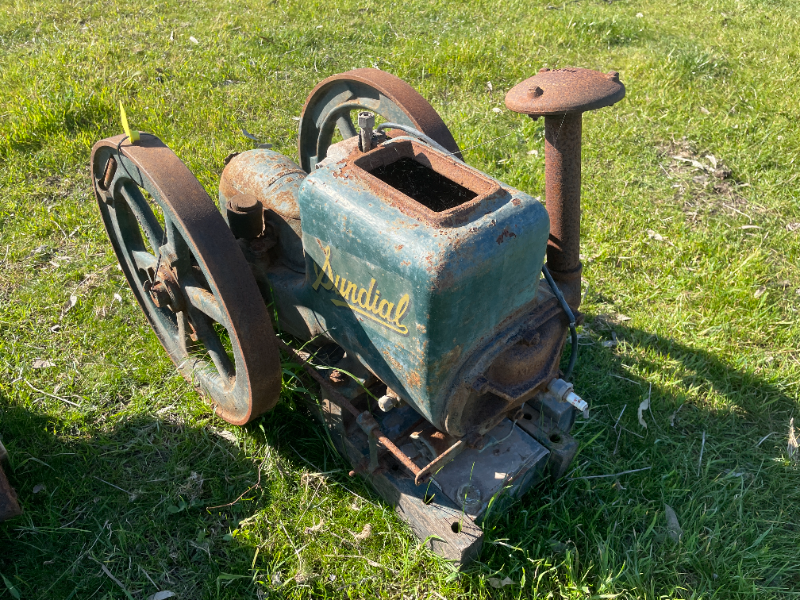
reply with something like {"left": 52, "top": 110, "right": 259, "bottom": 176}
{"left": 496, "top": 228, "right": 517, "bottom": 244}
{"left": 406, "top": 368, "right": 421, "bottom": 390}
{"left": 505, "top": 67, "right": 625, "bottom": 116}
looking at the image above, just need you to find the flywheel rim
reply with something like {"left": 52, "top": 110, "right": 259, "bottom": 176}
{"left": 90, "top": 134, "right": 282, "bottom": 425}
{"left": 298, "top": 68, "right": 462, "bottom": 173}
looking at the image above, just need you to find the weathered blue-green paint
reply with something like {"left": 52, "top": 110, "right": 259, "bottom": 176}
{"left": 221, "top": 140, "right": 551, "bottom": 432}
{"left": 293, "top": 143, "right": 550, "bottom": 429}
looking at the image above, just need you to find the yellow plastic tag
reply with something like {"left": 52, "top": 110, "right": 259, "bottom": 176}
{"left": 119, "top": 101, "right": 140, "bottom": 143}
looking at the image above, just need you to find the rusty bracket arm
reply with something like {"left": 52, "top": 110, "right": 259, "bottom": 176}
{"left": 413, "top": 439, "right": 466, "bottom": 486}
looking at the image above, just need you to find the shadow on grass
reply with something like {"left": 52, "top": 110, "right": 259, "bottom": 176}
{"left": 0, "top": 396, "right": 287, "bottom": 598}
{"left": 2, "top": 320, "right": 798, "bottom": 597}
{"left": 477, "top": 318, "right": 799, "bottom": 596}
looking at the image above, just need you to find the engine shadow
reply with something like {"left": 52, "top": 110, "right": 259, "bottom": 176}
{"left": 477, "top": 315, "right": 799, "bottom": 594}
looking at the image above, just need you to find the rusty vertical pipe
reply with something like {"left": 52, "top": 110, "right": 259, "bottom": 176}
{"left": 505, "top": 68, "right": 625, "bottom": 311}
{"left": 544, "top": 112, "right": 583, "bottom": 309}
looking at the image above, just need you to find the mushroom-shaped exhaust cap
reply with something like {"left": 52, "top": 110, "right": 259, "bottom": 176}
{"left": 505, "top": 67, "right": 625, "bottom": 116}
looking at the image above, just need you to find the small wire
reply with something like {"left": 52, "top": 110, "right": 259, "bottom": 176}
{"left": 478, "top": 418, "right": 519, "bottom": 453}
{"left": 376, "top": 121, "right": 523, "bottom": 159}
{"left": 542, "top": 264, "right": 578, "bottom": 380}
{"left": 453, "top": 129, "right": 521, "bottom": 155}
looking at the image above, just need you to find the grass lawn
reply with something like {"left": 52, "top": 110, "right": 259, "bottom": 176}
{"left": 2, "top": 0, "right": 800, "bottom": 597}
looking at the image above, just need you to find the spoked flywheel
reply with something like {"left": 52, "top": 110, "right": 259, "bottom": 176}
{"left": 90, "top": 134, "right": 282, "bottom": 425}
{"left": 298, "top": 68, "right": 462, "bottom": 172}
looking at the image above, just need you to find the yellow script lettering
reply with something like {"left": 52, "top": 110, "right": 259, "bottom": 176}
{"left": 312, "top": 244, "right": 411, "bottom": 336}
{"left": 378, "top": 299, "right": 394, "bottom": 319}
{"left": 392, "top": 294, "right": 410, "bottom": 326}
{"left": 311, "top": 246, "right": 334, "bottom": 291}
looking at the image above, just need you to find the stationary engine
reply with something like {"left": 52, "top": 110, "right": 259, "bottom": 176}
{"left": 90, "top": 67, "right": 624, "bottom": 562}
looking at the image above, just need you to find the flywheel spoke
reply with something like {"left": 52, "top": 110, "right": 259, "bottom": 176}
{"left": 107, "top": 201, "right": 147, "bottom": 283}
{"left": 336, "top": 114, "right": 357, "bottom": 139}
{"left": 131, "top": 250, "right": 158, "bottom": 274}
{"left": 120, "top": 181, "right": 165, "bottom": 254}
{"left": 184, "top": 284, "right": 227, "bottom": 327}
{"left": 176, "top": 310, "right": 192, "bottom": 357}
{"left": 187, "top": 307, "right": 235, "bottom": 383}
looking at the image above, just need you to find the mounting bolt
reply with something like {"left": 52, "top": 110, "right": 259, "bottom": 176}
{"left": 358, "top": 111, "right": 375, "bottom": 152}
{"left": 227, "top": 193, "right": 263, "bottom": 240}
{"left": 328, "top": 369, "right": 347, "bottom": 386}
{"left": 529, "top": 85, "right": 544, "bottom": 98}
{"left": 147, "top": 281, "right": 171, "bottom": 309}
{"left": 99, "top": 157, "right": 117, "bottom": 191}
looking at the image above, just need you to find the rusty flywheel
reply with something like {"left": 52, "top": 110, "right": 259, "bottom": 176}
{"left": 297, "top": 68, "right": 461, "bottom": 172}
{"left": 90, "top": 135, "right": 282, "bottom": 425}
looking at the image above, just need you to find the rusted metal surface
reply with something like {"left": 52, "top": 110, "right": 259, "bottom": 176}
{"left": 430, "top": 419, "right": 549, "bottom": 518}
{"left": 349, "top": 139, "right": 501, "bottom": 228}
{"left": 0, "top": 443, "right": 21, "bottom": 522}
{"left": 100, "top": 156, "right": 117, "bottom": 191}
{"left": 90, "top": 134, "right": 282, "bottom": 425}
{"left": 147, "top": 263, "right": 185, "bottom": 312}
{"left": 219, "top": 150, "right": 307, "bottom": 273}
{"left": 226, "top": 193, "right": 264, "bottom": 240}
{"left": 357, "top": 111, "right": 375, "bottom": 152}
{"left": 297, "top": 68, "right": 462, "bottom": 172}
{"left": 412, "top": 438, "right": 465, "bottom": 486}
{"left": 410, "top": 424, "right": 458, "bottom": 459}
{"left": 276, "top": 339, "right": 425, "bottom": 481}
{"left": 506, "top": 67, "right": 625, "bottom": 310}
{"left": 544, "top": 111, "right": 583, "bottom": 307}
{"left": 505, "top": 67, "right": 625, "bottom": 116}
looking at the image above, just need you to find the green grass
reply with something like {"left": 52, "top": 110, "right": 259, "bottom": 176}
{"left": 2, "top": 0, "right": 800, "bottom": 597}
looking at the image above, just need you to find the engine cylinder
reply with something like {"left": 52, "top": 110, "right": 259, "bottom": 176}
{"left": 220, "top": 150, "right": 307, "bottom": 272}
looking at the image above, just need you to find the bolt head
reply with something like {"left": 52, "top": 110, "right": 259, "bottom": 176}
{"left": 357, "top": 111, "right": 375, "bottom": 129}
{"left": 148, "top": 281, "right": 171, "bottom": 308}
{"left": 229, "top": 193, "right": 260, "bottom": 213}
{"left": 329, "top": 369, "right": 347, "bottom": 385}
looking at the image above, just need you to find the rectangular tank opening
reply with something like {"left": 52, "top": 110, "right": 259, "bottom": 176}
{"left": 351, "top": 139, "right": 502, "bottom": 227}
{"left": 367, "top": 156, "right": 477, "bottom": 212}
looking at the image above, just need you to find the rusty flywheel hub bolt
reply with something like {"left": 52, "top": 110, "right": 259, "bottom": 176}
{"left": 505, "top": 67, "right": 625, "bottom": 310}
{"left": 148, "top": 264, "right": 185, "bottom": 312}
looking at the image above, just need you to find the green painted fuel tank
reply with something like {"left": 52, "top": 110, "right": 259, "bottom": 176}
{"left": 296, "top": 139, "right": 550, "bottom": 433}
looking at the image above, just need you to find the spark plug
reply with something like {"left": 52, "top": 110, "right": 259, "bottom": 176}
{"left": 548, "top": 378, "right": 589, "bottom": 418}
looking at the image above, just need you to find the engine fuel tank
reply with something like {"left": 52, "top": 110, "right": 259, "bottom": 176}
{"left": 297, "top": 139, "right": 550, "bottom": 433}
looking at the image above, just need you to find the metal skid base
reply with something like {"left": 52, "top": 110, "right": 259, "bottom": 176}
{"left": 308, "top": 384, "right": 578, "bottom": 566}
